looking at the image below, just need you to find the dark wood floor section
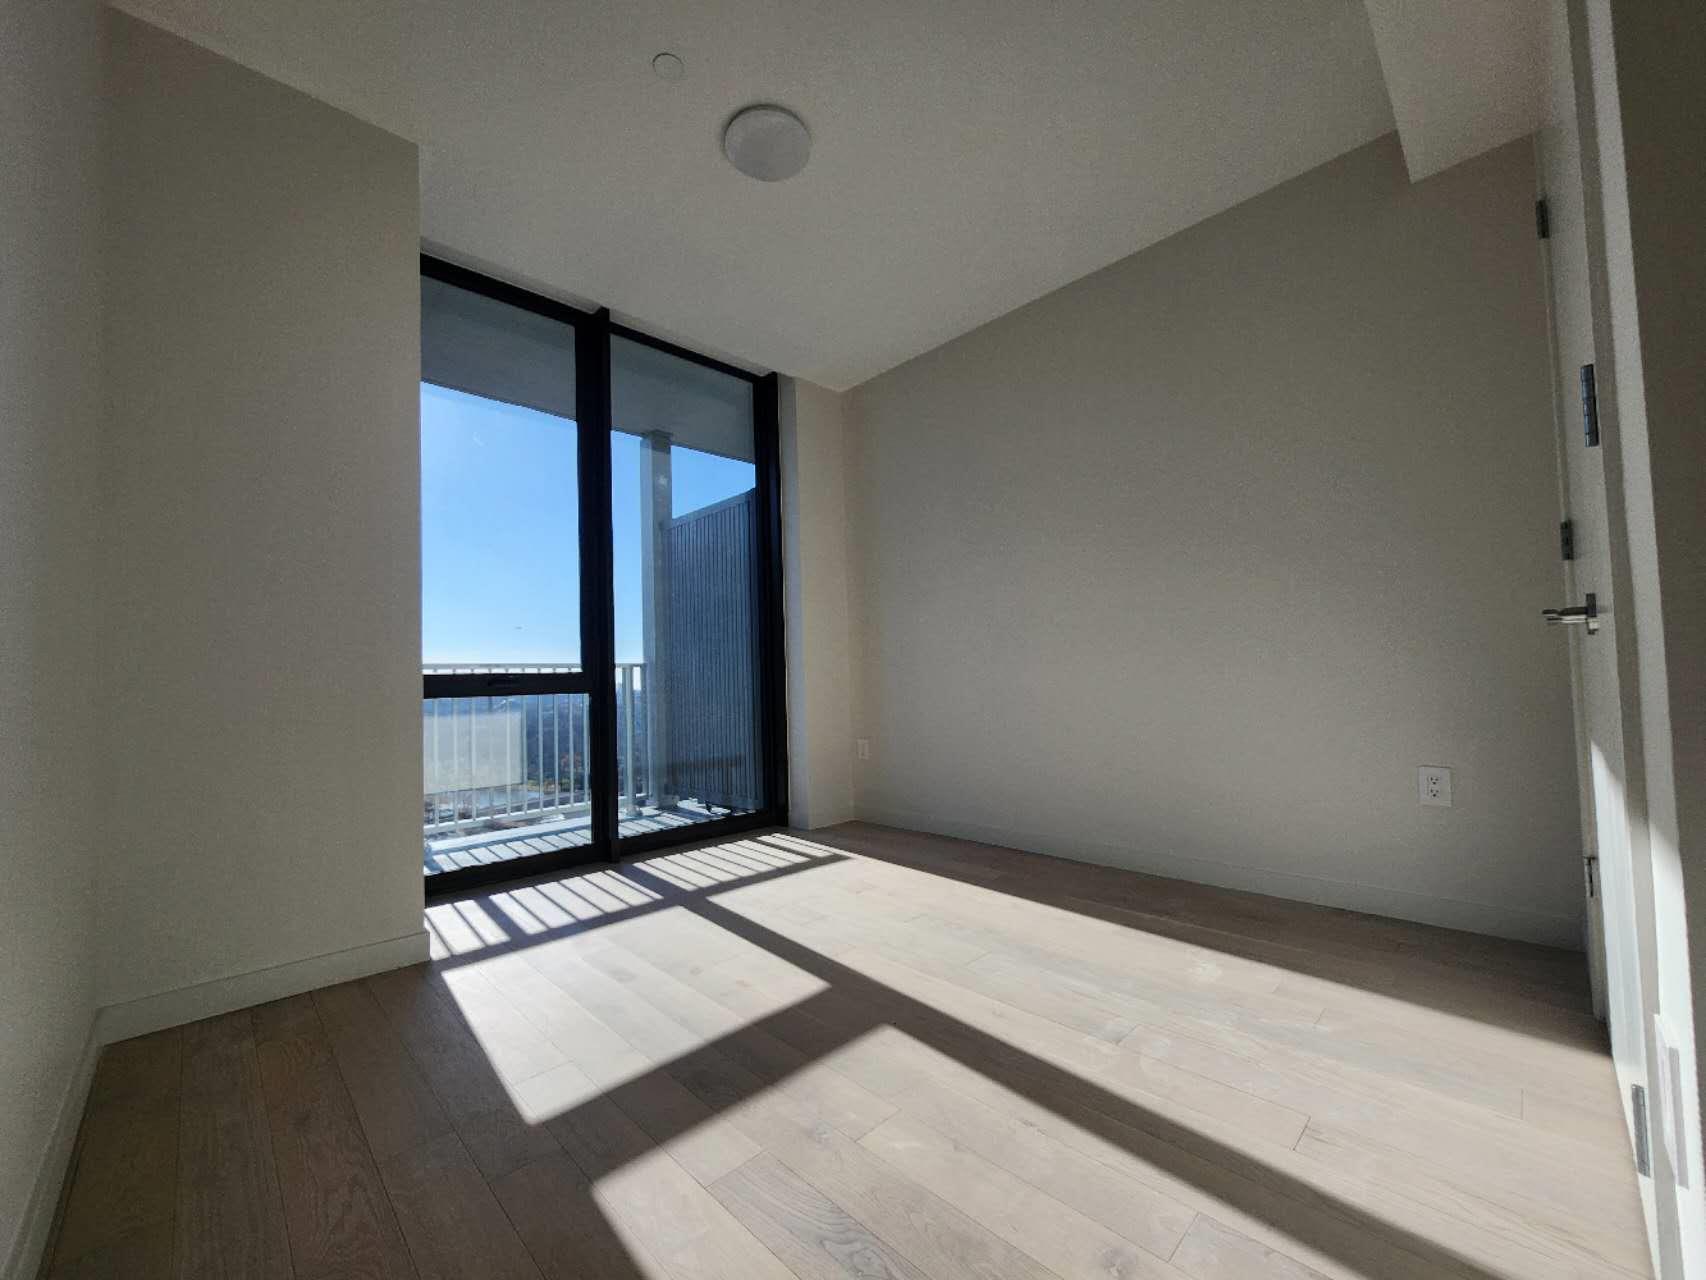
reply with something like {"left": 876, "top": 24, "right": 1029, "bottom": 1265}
{"left": 42, "top": 822, "right": 1650, "bottom": 1280}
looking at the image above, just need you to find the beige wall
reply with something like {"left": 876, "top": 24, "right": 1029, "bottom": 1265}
{"left": 0, "top": 1, "right": 103, "bottom": 1272}
{"left": 781, "top": 378, "right": 856, "bottom": 829}
{"left": 847, "top": 135, "right": 1583, "bottom": 946}
{"left": 98, "top": 13, "right": 425, "bottom": 1024}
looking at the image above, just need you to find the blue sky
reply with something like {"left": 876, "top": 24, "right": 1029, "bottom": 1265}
{"left": 421, "top": 383, "right": 754, "bottom": 665}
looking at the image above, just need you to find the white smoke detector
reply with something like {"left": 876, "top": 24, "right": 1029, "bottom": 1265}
{"left": 722, "top": 105, "right": 811, "bottom": 182}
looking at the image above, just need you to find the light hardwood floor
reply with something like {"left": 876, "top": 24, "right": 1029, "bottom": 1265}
{"left": 42, "top": 822, "right": 1650, "bottom": 1280}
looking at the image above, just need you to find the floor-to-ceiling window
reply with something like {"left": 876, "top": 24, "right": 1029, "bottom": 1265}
{"left": 419, "top": 259, "right": 784, "bottom": 889}
{"left": 610, "top": 333, "right": 771, "bottom": 839}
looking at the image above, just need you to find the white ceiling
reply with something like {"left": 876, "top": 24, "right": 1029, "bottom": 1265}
{"left": 112, "top": 0, "right": 1538, "bottom": 390}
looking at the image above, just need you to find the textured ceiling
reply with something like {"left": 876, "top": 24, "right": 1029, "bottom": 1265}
{"left": 117, "top": 0, "right": 1404, "bottom": 388}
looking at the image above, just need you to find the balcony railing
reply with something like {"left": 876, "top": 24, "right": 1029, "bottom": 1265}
{"left": 422, "top": 663, "right": 651, "bottom": 840}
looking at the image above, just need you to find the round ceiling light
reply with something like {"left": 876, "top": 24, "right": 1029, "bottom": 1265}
{"left": 722, "top": 104, "right": 811, "bottom": 182}
{"left": 651, "top": 52, "right": 684, "bottom": 82}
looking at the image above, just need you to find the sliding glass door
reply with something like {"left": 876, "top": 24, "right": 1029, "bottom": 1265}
{"left": 611, "top": 334, "right": 770, "bottom": 841}
{"left": 419, "top": 259, "right": 784, "bottom": 889}
{"left": 420, "top": 271, "right": 595, "bottom": 879}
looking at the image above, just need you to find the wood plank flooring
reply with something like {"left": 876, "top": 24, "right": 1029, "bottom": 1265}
{"left": 42, "top": 822, "right": 1650, "bottom": 1280}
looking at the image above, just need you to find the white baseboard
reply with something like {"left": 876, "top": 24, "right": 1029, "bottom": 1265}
{"left": 852, "top": 805, "right": 1583, "bottom": 950}
{"left": 94, "top": 929, "right": 430, "bottom": 1046}
{"left": 3, "top": 1023, "right": 99, "bottom": 1280}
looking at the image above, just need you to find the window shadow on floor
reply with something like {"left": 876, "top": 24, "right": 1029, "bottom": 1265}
{"left": 788, "top": 821, "right": 1603, "bottom": 1053}
{"left": 51, "top": 827, "right": 1624, "bottom": 1278}
{"left": 377, "top": 832, "right": 1563, "bottom": 1280}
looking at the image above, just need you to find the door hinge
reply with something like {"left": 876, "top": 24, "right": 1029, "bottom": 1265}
{"left": 1631, "top": 1083, "right": 1652, "bottom": 1176}
{"left": 1580, "top": 363, "right": 1601, "bottom": 447}
{"left": 1583, "top": 853, "right": 1599, "bottom": 898}
{"left": 1536, "top": 197, "right": 1551, "bottom": 240}
{"left": 1560, "top": 518, "right": 1576, "bottom": 561}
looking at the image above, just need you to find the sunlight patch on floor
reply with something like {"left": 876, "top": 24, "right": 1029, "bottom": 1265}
{"left": 436, "top": 913, "right": 833, "bottom": 1135}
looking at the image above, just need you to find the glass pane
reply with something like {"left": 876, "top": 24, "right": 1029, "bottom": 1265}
{"left": 421, "top": 276, "right": 582, "bottom": 876}
{"left": 421, "top": 277, "right": 579, "bottom": 668}
{"left": 611, "top": 336, "right": 764, "bottom": 838}
{"left": 422, "top": 693, "right": 591, "bottom": 876}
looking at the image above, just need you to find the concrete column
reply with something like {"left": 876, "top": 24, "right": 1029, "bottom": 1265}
{"left": 639, "top": 429, "right": 674, "bottom": 810}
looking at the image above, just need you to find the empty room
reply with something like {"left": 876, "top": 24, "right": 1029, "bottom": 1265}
{"left": 4, "top": 1, "right": 1704, "bottom": 1278}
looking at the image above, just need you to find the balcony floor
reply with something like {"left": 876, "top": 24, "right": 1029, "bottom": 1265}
{"left": 424, "top": 800, "right": 734, "bottom": 875}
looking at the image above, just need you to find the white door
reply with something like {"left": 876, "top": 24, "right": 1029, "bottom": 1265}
{"left": 1537, "top": 0, "right": 1657, "bottom": 1252}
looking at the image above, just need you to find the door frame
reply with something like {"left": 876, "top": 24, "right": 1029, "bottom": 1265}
{"left": 1540, "top": 4, "right": 1694, "bottom": 1272}
{"left": 420, "top": 254, "right": 789, "bottom": 897}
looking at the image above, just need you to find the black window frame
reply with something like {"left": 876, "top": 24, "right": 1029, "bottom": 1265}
{"left": 420, "top": 254, "right": 788, "bottom": 897}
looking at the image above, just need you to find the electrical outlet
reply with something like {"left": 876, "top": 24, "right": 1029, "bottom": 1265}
{"left": 1418, "top": 766, "right": 1452, "bottom": 807}
{"left": 856, "top": 738, "right": 870, "bottom": 761}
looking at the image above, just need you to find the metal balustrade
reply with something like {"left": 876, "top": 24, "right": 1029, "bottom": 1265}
{"left": 422, "top": 663, "right": 649, "bottom": 837}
